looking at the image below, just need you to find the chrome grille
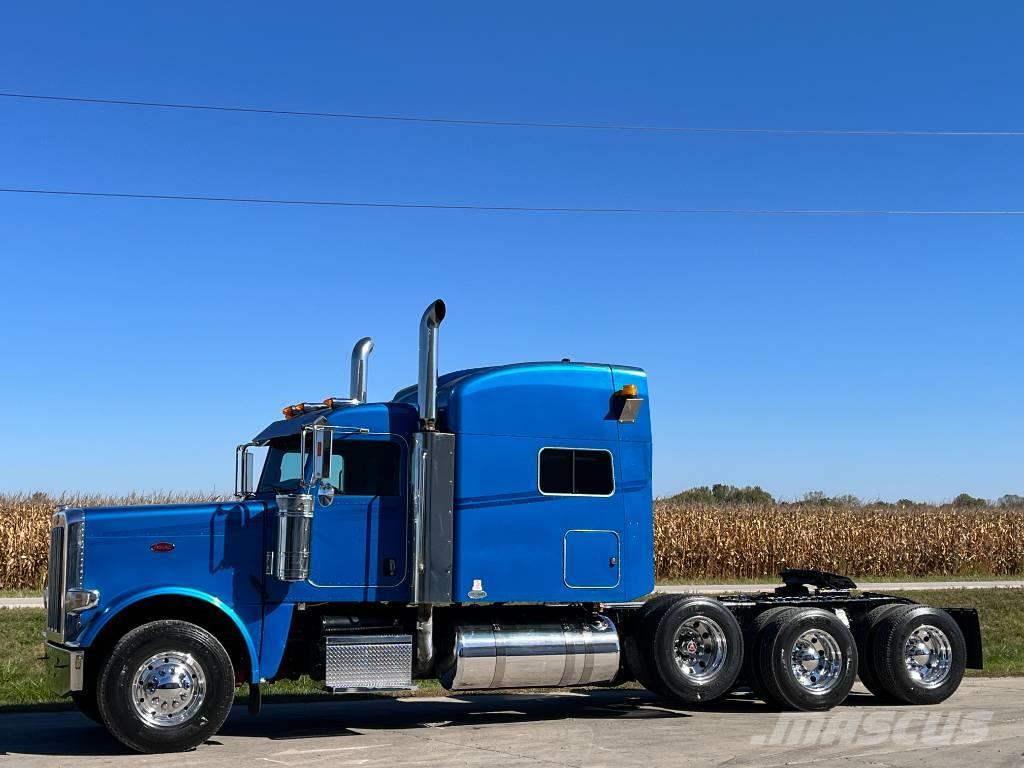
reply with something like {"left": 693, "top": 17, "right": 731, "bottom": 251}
{"left": 46, "top": 524, "right": 65, "bottom": 634}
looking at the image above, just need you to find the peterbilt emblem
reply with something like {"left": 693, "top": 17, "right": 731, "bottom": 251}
{"left": 150, "top": 542, "right": 175, "bottom": 553}
{"left": 685, "top": 640, "right": 698, "bottom": 654}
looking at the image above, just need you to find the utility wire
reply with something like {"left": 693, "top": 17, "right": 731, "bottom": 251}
{"left": 3, "top": 187, "right": 1024, "bottom": 216}
{"left": 2, "top": 91, "right": 1022, "bottom": 137}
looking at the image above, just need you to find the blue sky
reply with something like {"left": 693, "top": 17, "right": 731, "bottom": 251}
{"left": 1, "top": 3, "right": 1021, "bottom": 500}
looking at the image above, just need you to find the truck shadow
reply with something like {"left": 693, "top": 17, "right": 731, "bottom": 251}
{"left": 0, "top": 688, "right": 887, "bottom": 757}
{"left": 223, "top": 689, "right": 692, "bottom": 742}
{"left": 0, "top": 690, "right": 685, "bottom": 756}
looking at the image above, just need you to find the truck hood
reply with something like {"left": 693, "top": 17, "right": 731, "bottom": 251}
{"left": 77, "top": 500, "right": 271, "bottom": 635}
{"left": 84, "top": 500, "right": 271, "bottom": 539}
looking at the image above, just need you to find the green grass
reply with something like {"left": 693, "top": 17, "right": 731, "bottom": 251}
{"left": 0, "top": 609, "right": 53, "bottom": 707}
{"left": 3, "top": 590, "right": 1021, "bottom": 709}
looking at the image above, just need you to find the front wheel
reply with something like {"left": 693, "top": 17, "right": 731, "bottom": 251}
{"left": 97, "top": 620, "right": 235, "bottom": 753}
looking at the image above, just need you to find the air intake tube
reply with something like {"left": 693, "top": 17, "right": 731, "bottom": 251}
{"left": 349, "top": 337, "right": 374, "bottom": 404}
{"left": 417, "top": 299, "right": 446, "bottom": 430}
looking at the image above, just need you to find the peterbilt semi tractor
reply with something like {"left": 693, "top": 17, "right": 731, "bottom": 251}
{"left": 42, "top": 300, "right": 982, "bottom": 753}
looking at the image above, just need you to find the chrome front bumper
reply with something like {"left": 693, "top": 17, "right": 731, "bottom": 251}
{"left": 44, "top": 642, "right": 84, "bottom": 695}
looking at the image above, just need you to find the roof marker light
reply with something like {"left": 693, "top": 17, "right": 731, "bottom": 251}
{"left": 283, "top": 402, "right": 330, "bottom": 419}
{"left": 282, "top": 403, "right": 305, "bottom": 419}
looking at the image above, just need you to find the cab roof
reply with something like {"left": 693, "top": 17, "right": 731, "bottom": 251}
{"left": 255, "top": 361, "right": 647, "bottom": 443}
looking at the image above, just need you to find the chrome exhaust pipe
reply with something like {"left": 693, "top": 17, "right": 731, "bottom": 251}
{"left": 417, "top": 299, "right": 446, "bottom": 430}
{"left": 349, "top": 337, "right": 374, "bottom": 404}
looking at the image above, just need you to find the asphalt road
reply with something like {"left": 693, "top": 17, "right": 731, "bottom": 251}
{"left": 5, "top": 580, "right": 1024, "bottom": 609}
{"left": 2, "top": 679, "right": 1022, "bottom": 767}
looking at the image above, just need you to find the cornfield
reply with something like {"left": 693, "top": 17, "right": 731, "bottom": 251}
{"left": 0, "top": 492, "right": 224, "bottom": 591}
{"left": 2, "top": 492, "right": 1023, "bottom": 589}
{"left": 655, "top": 499, "right": 1024, "bottom": 581}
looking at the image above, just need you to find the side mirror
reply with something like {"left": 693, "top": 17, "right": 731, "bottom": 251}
{"left": 235, "top": 443, "right": 257, "bottom": 497}
{"left": 243, "top": 451, "right": 255, "bottom": 494}
{"left": 310, "top": 427, "right": 334, "bottom": 483}
{"left": 317, "top": 481, "right": 336, "bottom": 507}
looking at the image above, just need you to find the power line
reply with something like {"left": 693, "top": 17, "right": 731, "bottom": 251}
{"left": 2, "top": 91, "right": 1022, "bottom": 137}
{"left": 3, "top": 186, "right": 1024, "bottom": 216}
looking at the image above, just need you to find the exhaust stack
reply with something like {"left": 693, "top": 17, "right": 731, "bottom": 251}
{"left": 349, "top": 337, "right": 374, "bottom": 404}
{"left": 417, "top": 299, "right": 446, "bottom": 429}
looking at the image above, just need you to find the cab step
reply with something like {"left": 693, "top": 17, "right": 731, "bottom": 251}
{"left": 324, "top": 633, "right": 415, "bottom": 692}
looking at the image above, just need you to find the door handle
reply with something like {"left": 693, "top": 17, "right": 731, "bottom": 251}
{"left": 609, "top": 556, "right": 617, "bottom": 568}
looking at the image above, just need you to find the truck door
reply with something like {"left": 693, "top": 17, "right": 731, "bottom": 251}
{"left": 308, "top": 434, "right": 408, "bottom": 596}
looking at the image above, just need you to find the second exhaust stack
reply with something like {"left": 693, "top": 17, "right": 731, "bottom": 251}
{"left": 417, "top": 299, "right": 446, "bottom": 430}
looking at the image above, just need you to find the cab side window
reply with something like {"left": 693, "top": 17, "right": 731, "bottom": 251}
{"left": 539, "top": 448, "right": 614, "bottom": 496}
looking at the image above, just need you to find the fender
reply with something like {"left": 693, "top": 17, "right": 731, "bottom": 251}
{"left": 77, "top": 587, "right": 261, "bottom": 682}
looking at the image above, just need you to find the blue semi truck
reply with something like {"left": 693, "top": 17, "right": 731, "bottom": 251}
{"left": 42, "top": 300, "right": 982, "bottom": 753}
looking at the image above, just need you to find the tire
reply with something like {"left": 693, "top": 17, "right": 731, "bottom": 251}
{"left": 71, "top": 689, "right": 102, "bottom": 724}
{"left": 641, "top": 597, "right": 744, "bottom": 704}
{"left": 97, "top": 620, "right": 235, "bottom": 753}
{"left": 742, "top": 607, "right": 798, "bottom": 706}
{"left": 623, "top": 594, "right": 680, "bottom": 695}
{"left": 758, "top": 607, "right": 858, "bottom": 711}
{"left": 870, "top": 605, "right": 966, "bottom": 705}
{"left": 852, "top": 604, "right": 913, "bottom": 699}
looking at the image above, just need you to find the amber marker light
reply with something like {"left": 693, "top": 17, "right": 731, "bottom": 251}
{"left": 282, "top": 403, "right": 306, "bottom": 419}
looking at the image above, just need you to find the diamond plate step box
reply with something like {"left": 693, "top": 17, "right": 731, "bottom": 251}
{"left": 324, "top": 633, "right": 414, "bottom": 691}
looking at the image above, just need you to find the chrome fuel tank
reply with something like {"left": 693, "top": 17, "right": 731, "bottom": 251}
{"left": 442, "top": 614, "right": 620, "bottom": 690}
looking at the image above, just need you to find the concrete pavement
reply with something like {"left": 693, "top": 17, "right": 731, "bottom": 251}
{"left": 0, "top": 596, "right": 44, "bottom": 608}
{"left": 1, "top": 678, "right": 1022, "bottom": 766}
{"left": 4, "top": 579, "right": 1024, "bottom": 609}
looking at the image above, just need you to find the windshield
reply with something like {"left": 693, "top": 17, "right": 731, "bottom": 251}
{"left": 257, "top": 433, "right": 403, "bottom": 496}
{"left": 257, "top": 434, "right": 308, "bottom": 493}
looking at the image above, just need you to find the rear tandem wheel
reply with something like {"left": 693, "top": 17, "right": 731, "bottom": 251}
{"left": 754, "top": 607, "right": 859, "bottom": 711}
{"left": 626, "top": 595, "right": 744, "bottom": 704}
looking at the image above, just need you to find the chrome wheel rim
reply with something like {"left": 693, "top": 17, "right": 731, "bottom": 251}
{"left": 130, "top": 651, "right": 206, "bottom": 727}
{"left": 673, "top": 615, "right": 728, "bottom": 682}
{"left": 904, "top": 624, "right": 952, "bottom": 688}
{"left": 789, "top": 629, "right": 843, "bottom": 694}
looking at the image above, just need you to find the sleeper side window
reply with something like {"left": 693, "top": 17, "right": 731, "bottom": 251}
{"left": 539, "top": 448, "right": 614, "bottom": 496}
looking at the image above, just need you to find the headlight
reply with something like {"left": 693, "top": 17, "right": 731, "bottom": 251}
{"left": 65, "top": 589, "right": 99, "bottom": 614}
